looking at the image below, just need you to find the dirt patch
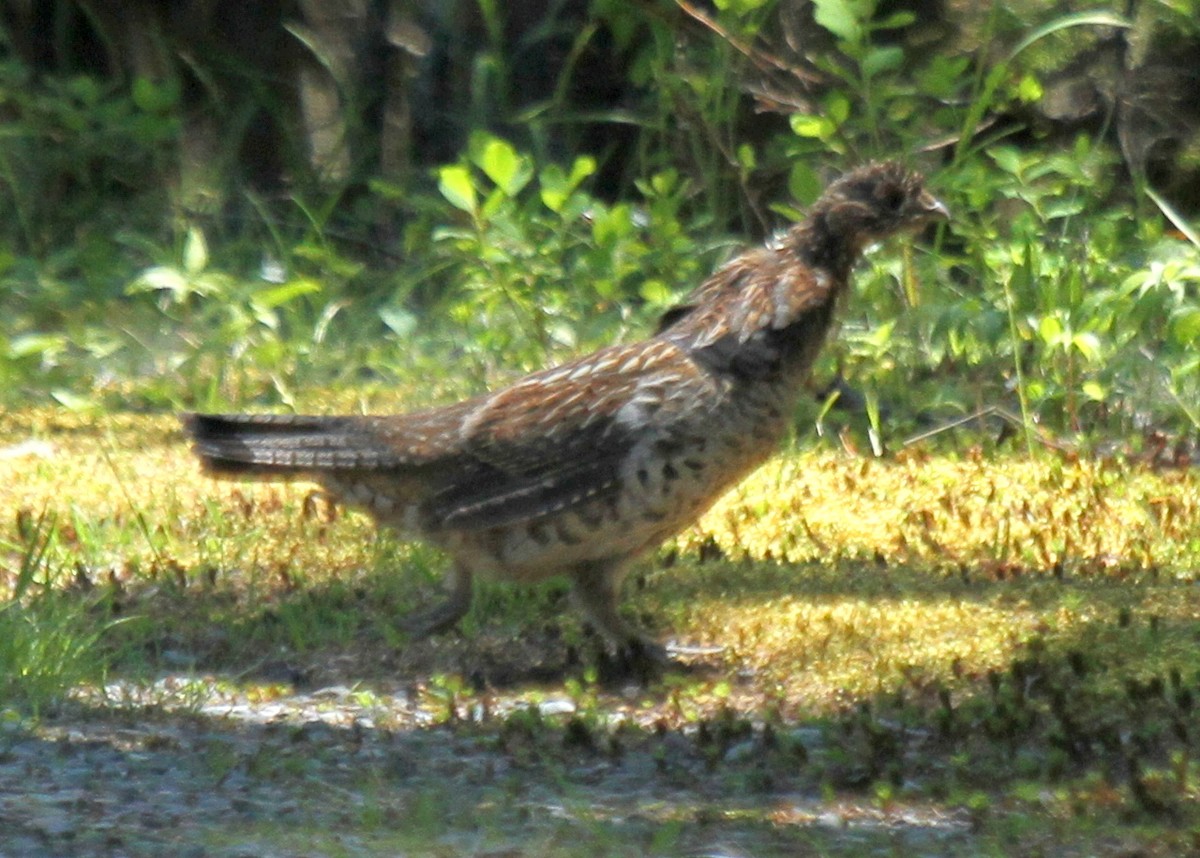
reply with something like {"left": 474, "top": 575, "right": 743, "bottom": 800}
{"left": 0, "top": 676, "right": 979, "bottom": 858}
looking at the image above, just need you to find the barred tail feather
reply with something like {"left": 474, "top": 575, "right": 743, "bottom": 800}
{"left": 183, "top": 413, "right": 409, "bottom": 474}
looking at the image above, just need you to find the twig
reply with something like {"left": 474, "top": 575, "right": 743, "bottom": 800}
{"left": 902, "top": 405, "right": 1072, "bottom": 452}
{"left": 672, "top": 0, "right": 823, "bottom": 85}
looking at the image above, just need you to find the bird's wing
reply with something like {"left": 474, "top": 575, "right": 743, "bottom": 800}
{"left": 425, "top": 338, "right": 716, "bottom": 530}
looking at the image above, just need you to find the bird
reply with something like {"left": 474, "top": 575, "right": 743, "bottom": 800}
{"left": 184, "top": 160, "right": 948, "bottom": 664}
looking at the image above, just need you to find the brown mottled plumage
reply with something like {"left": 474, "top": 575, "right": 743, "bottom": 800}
{"left": 185, "top": 161, "right": 947, "bottom": 661}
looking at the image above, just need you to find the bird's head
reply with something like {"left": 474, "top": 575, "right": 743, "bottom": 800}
{"left": 810, "top": 161, "right": 948, "bottom": 255}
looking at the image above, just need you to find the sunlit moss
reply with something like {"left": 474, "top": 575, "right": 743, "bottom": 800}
{"left": 1, "top": 408, "right": 1199, "bottom": 723}
{"left": 678, "top": 449, "right": 1200, "bottom": 576}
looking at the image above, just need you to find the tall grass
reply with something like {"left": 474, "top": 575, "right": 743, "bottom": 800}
{"left": 0, "top": 511, "right": 117, "bottom": 716}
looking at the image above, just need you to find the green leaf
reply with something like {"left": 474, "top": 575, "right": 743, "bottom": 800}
{"left": 9, "top": 333, "right": 66, "bottom": 359}
{"left": 639, "top": 279, "right": 673, "bottom": 305}
{"left": 1081, "top": 381, "right": 1107, "bottom": 402}
{"left": 569, "top": 155, "right": 598, "bottom": 187}
{"left": 591, "top": 202, "right": 636, "bottom": 246}
{"left": 862, "top": 45, "right": 903, "bottom": 77}
{"left": 475, "top": 136, "right": 532, "bottom": 197}
{"left": 788, "top": 162, "right": 822, "bottom": 205}
{"left": 540, "top": 166, "right": 570, "bottom": 214}
{"left": 367, "top": 178, "right": 406, "bottom": 201}
{"left": 1037, "top": 315, "right": 1063, "bottom": 347}
{"left": 1043, "top": 199, "right": 1084, "bottom": 219}
{"left": 540, "top": 156, "right": 596, "bottom": 213}
{"left": 379, "top": 305, "right": 418, "bottom": 337}
{"left": 430, "top": 225, "right": 474, "bottom": 243}
{"left": 812, "top": 0, "right": 864, "bottom": 43}
{"left": 183, "top": 227, "right": 208, "bottom": 276}
{"left": 1071, "top": 332, "right": 1102, "bottom": 362}
{"left": 252, "top": 279, "right": 322, "bottom": 309}
{"left": 714, "top": 0, "right": 772, "bottom": 13}
{"left": 480, "top": 186, "right": 510, "bottom": 220}
{"left": 826, "top": 91, "right": 851, "bottom": 125}
{"left": 789, "top": 113, "right": 836, "bottom": 141}
{"left": 131, "top": 76, "right": 179, "bottom": 113}
{"left": 1016, "top": 73, "right": 1043, "bottom": 103}
{"left": 989, "top": 147, "right": 1023, "bottom": 176}
{"left": 1171, "top": 307, "right": 1200, "bottom": 344}
{"left": 50, "top": 389, "right": 94, "bottom": 411}
{"left": 918, "top": 55, "right": 971, "bottom": 99}
{"left": 649, "top": 168, "right": 679, "bottom": 196}
{"left": 736, "top": 143, "right": 756, "bottom": 171}
{"left": 874, "top": 10, "right": 915, "bottom": 30}
{"left": 437, "top": 165, "right": 477, "bottom": 213}
{"left": 66, "top": 76, "right": 101, "bottom": 105}
{"left": 128, "top": 266, "right": 187, "bottom": 297}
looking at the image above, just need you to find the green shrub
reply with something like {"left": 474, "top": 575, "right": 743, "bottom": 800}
{"left": 384, "top": 131, "right": 712, "bottom": 377}
{"left": 0, "top": 1, "right": 1197, "bottom": 442}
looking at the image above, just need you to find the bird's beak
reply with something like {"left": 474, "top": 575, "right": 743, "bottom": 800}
{"left": 916, "top": 189, "right": 950, "bottom": 221}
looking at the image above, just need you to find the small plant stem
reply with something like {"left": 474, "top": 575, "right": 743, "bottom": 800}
{"left": 1002, "top": 275, "right": 1036, "bottom": 458}
{"left": 1167, "top": 376, "right": 1200, "bottom": 431}
{"left": 99, "top": 440, "right": 164, "bottom": 569}
{"left": 1066, "top": 347, "right": 1078, "bottom": 433}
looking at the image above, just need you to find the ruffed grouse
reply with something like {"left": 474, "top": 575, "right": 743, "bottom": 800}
{"left": 185, "top": 161, "right": 947, "bottom": 661}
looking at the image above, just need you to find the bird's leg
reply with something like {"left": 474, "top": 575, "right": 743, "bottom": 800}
{"left": 569, "top": 560, "right": 669, "bottom": 665}
{"left": 399, "top": 562, "right": 473, "bottom": 638}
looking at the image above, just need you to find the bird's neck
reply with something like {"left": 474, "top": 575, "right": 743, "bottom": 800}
{"left": 786, "top": 211, "right": 862, "bottom": 283}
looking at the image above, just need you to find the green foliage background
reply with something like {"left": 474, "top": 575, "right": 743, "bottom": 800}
{"left": 0, "top": 0, "right": 1197, "bottom": 444}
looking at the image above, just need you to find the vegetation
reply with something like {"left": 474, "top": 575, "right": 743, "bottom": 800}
{"left": 0, "top": 0, "right": 1199, "bottom": 855}
{"left": 2, "top": 0, "right": 1196, "bottom": 437}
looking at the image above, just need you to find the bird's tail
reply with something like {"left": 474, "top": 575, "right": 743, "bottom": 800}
{"left": 184, "top": 413, "right": 409, "bottom": 475}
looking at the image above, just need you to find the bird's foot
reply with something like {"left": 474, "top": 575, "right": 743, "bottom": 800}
{"left": 591, "top": 635, "right": 722, "bottom": 684}
{"left": 398, "top": 565, "right": 474, "bottom": 640}
{"left": 397, "top": 595, "right": 471, "bottom": 639}
{"left": 593, "top": 636, "right": 666, "bottom": 685}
